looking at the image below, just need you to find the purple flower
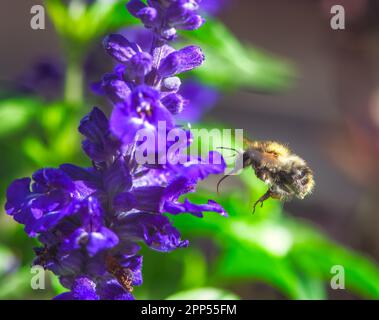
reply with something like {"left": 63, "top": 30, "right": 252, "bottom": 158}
{"left": 54, "top": 277, "right": 100, "bottom": 300}
{"left": 127, "top": 0, "right": 205, "bottom": 40}
{"left": 158, "top": 46, "right": 205, "bottom": 78}
{"left": 103, "top": 34, "right": 153, "bottom": 79}
{"left": 5, "top": 108, "right": 225, "bottom": 299}
{"left": 79, "top": 107, "right": 120, "bottom": 162}
{"left": 98, "top": 30, "right": 204, "bottom": 145}
{"left": 5, "top": 169, "right": 80, "bottom": 237}
{"left": 54, "top": 276, "right": 135, "bottom": 300}
{"left": 4, "top": 0, "right": 227, "bottom": 300}
{"left": 110, "top": 85, "right": 175, "bottom": 144}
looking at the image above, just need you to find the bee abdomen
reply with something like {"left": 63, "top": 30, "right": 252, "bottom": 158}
{"left": 292, "top": 166, "right": 314, "bottom": 198}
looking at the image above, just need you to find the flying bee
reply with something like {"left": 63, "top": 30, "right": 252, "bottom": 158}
{"left": 217, "top": 138, "right": 315, "bottom": 213}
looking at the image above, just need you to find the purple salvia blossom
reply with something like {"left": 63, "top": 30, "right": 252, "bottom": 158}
{"left": 4, "top": 0, "right": 226, "bottom": 300}
{"left": 127, "top": 0, "right": 205, "bottom": 40}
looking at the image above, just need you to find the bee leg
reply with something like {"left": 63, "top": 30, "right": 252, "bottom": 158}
{"left": 252, "top": 190, "right": 272, "bottom": 214}
{"left": 216, "top": 159, "right": 244, "bottom": 194}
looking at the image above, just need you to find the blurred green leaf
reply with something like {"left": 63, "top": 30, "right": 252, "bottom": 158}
{"left": 180, "top": 249, "right": 208, "bottom": 289}
{"left": 0, "top": 97, "right": 41, "bottom": 137}
{"left": 50, "top": 272, "right": 66, "bottom": 295}
{"left": 0, "top": 266, "right": 56, "bottom": 299}
{"left": 287, "top": 222, "right": 379, "bottom": 299}
{"left": 45, "top": 0, "right": 134, "bottom": 46}
{"left": 166, "top": 287, "right": 240, "bottom": 300}
{"left": 0, "top": 245, "right": 18, "bottom": 278}
{"left": 172, "top": 165, "right": 379, "bottom": 299}
{"left": 0, "top": 267, "right": 31, "bottom": 299}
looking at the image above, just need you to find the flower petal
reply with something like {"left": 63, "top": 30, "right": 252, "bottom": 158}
{"left": 5, "top": 178, "right": 31, "bottom": 217}
{"left": 116, "top": 212, "right": 188, "bottom": 252}
{"left": 54, "top": 277, "right": 99, "bottom": 300}
{"left": 87, "top": 227, "right": 119, "bottom": 257}
{"left": 79, "top": 107, "right": 119, "bottom": 162}
{"left": 161, "top": 93, "right": 187, "bottom": 114}
{"left": 98, "top": 280, "right": 134, "bottom": 300}
{"left": 158, "top": 46, "right": 205, "bottom": 77}
{"left": 103, "top": 159, "right": 133, "bottom": 197}
{"left": 103, "top": 34, "right": 139, "bottom": 63}
{"left": 164, "top": 198, "right": 227, "bottom": 217}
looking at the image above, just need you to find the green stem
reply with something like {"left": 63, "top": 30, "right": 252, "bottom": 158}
{"left": 64, "top": 53, "right": 84, "bottom": 107}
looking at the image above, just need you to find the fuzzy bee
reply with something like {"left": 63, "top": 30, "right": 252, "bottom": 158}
{"left": 106, "top": 255, "right": 134, "bottom": 292}
{"left": 217, "top": 138, "right": 315, "bottom": 212}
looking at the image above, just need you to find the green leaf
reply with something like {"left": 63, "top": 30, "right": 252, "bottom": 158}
{"left": 216, "top": 240, "right": 326, "bottom": 300}
{"left": 174, "top": 183, "right": 379, "bottom": 299}
{"left": 0, "top": 98, "right": 41, "bottom": 137}
{"left": 45, "top": 0, "right": 135, "bottom": 46}
{"left": 287, "top": 221, "right": 379, "bottom": 299}
{"left": 180, "top": 249, "right": 208, "bottom": 289}
{"left": 22, "top": 137, "right": 51, "bottom": 166}
{"left": 0, "top": 266, "right": 56, "bottom": 299}
{"left": 166, "top": 288, "right": 240, "bottom": 300}
{"left": 50, "top": 272, "right": 66, "bottom": 295}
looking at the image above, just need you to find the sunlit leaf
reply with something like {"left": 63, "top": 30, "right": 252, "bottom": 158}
{"left": 174, "top": 180, "right": 379, "bottom": 299}
{"left": 45, "top": 0, "right": 134, "bottom": 46}
{"left": 50, "top": 272, "right": 66, "bottom": 295}
{"left": 0, "top": 267, "right": 31, "bottom": 299}
{"left": 0, "top": 98, "right": 41, "bottom": 137}
{"left": 166, "top": 287, "right": 240, "bottom": 300}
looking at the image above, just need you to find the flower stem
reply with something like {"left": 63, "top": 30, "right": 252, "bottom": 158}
{"left": 64, "top": 52, "right": 84, "bottom": 107}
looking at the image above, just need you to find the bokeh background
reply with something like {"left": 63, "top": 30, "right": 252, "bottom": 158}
{"left": 1, "top": 0, "right": 379, "bottom": 299}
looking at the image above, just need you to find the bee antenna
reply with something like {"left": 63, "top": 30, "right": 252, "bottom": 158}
{"left": 217, "top": 146, "right": 240, "bottom": 154}
{"left": 217, "top": 175, "right": 231, "bottom": 194}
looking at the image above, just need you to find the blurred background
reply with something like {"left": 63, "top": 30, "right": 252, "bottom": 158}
{"left": 1, "top": 0, "right": 379, "bottom": 300}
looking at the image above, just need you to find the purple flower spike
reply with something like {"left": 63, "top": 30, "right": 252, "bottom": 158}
{"left": 5, "top": 0, "right": 227, "bottom": 300}
{"left": 127, "top": 0, "right": 204, "bottom": 40}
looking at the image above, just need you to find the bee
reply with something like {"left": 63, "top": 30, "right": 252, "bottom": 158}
{"left": 217, "top": 138, "right": 314, "bottom": 213}
{"left": 106, "top": 255, "right": 134, "bottom": 292}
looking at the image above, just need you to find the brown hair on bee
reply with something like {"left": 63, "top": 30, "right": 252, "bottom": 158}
{"left": 105, "top": 255, "right": 134, "bottom": 292}
{"left": 217, "top": 139, "right": 315, "bottom": 213}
